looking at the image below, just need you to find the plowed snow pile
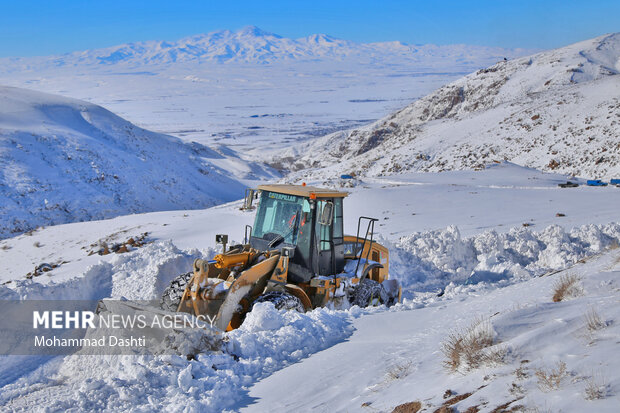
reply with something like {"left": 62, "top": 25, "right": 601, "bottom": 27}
{"left": 0, "top": 304, "right": 353, "bottom": 412}
{"left": 390, "top": 222, "right": 620, "bottom": 293}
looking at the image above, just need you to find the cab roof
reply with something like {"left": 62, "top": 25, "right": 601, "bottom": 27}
{"left": 257, "top": 184, "right": 348, "bottom": 198}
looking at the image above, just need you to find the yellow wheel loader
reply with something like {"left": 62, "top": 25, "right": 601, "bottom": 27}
{"left": 160, "top": 184, "right": 401, "bottom": 331}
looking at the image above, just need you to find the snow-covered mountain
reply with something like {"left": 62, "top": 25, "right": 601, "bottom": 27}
{"left": 0, "top": 27, "right": 535, "bottom": 154}
{"left": 283, "top": 33, "right": 620, "bottom": 180}
{"left": 0, "top": 86, "right": 274, "bottom": 238}
{"left": 2, "top": 26, "right": 528, "bottom": 68}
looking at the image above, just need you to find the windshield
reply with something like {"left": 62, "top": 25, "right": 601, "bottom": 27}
{"left": 253, "top": 191, "right": 310, "bottom": 245}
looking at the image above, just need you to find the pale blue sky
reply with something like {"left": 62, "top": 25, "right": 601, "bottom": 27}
{"left": 0, "top": 0, "right": 618, "bottom": 57}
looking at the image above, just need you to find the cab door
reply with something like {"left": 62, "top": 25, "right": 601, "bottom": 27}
{"left": 316, "top": 198, "right": 344, "bottom": 275}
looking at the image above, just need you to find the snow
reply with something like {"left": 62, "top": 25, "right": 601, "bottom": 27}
{"left": 243, "top": 250, "right": 620, "bottom": 413}
{"left": 0, "top": 27, "right": 533, "bottom": 158}
{"left": 0, "top": 26, "right": 530, "bottom": 67}
{"left": 389, "top": 221, "right": 620, "bottom": 292}
{"left": 0, "top": 85, "right": 276, "bottom": 238}
{"left": 1, "top": 30, "right": 619, "bottom": 412}
{"left": 0, "top": 301, "right": 353, "bottom": 412}
{"left": 1, "top": 163, "right": 619, "bottom": 411}
{"left": 284, "top": 33, "right": 620, "bottom": 180}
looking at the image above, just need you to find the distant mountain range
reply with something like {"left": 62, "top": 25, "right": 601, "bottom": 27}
{"left": 2, "top": 26, "right": 531, "bottom": 68}
{"left": 282, "top": 33, "right": 620, "bottom": 180}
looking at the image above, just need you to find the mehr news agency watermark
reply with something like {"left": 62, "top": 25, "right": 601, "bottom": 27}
{"left": 32, "top": 310, "right": 216, "bottom": 349}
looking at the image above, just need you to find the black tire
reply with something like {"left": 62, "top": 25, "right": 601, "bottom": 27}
{"left": 160, "top": 272, "right": 193, "bottom": 311}
{"left": 351, "top": 278, "right": 388, "bottom": 307}
{"left": 253, "top": 291, "right": 305, "bottom": 312}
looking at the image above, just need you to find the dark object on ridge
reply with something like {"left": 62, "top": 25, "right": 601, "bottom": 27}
{"left": 558, "top": 181, "right": 578, "bottom": 188}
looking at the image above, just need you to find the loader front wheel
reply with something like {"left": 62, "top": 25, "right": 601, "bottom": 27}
{"left": 254, "top": 291, "right": 305, "bottom": 313}
{"left": 351, "top": 278, "right": 388, "bottom": 307}
{"left": 160, "top": 272, "right": 193, "bottom": 312}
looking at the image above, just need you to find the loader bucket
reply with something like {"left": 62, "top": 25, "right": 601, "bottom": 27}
{"left": 179, "top": 255, "right": 280, "bottom": 331}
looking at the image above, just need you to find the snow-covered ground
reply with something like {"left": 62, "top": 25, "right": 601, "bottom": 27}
{"left": 242, "top": 249, "right": 620, "bottom": 413}
{"left": 0, "top": 165, "right": 619, "bottom": 411}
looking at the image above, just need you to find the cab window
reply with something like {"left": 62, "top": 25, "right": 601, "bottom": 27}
{"left": 253, "top": 191, "right": 306, "bottom": 245}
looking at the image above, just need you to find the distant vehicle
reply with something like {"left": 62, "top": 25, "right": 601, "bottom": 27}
{"left": 558, "top": 181, "right": 579, "bottom": 188}
{"left": 610, "top": 179, "right": 620, "bottom": 186}
{"left": 586, "top": 180, "right": 608, "bottom": 186}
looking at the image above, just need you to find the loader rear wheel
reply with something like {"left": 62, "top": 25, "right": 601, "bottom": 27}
{"left": 254, "top": 291, "right": 305, "bottom": 313}
{"left": 160, "top": 272, "right": 193, "bottom": 312}
{"left": 351, "top": 278, "right": 388, "bottom": 307}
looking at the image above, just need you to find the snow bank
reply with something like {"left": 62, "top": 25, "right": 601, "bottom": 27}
{"left": 389, "top": 222, "right": 620, "bottom": 293}
{"left": 0, "top": 240, "right": 197, "bottom": 301}
{"left": 0, "top": 302, "right": 353, "bottom": 412}
{"left": 0, "top": 237, "right": 352, "bottom": 411}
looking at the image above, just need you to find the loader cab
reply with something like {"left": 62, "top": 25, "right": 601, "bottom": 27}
{"left": 250, "top": 185, "right": 347, "bottom": 283}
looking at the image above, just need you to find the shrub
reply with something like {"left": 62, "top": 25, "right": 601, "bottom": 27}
{"left": 386, "top": 361, "right": 413, "bottom": 381}
{"left": 552, "top": 274, "right": 583, "bottom": 302}
{"left": 583, "top": 307, "right": 606, "bottom": 333}
{"left": 441, "top": 318, "right": 505, "bottom": 372}
{"left": 535, "top": 361, "right": 567, "bottom": 392}
{"left": 391, "top": 401, "right": 422, "bottom": 413}
{"left": 584, "top": 373, "right": 607, "bottom": 400}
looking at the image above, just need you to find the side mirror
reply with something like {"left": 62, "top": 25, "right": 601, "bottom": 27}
{"left": 281, "top": 246, "right": 295, "bottom": 258}
{"left": 215, "top": 234, "right": 228, "bottom": 252}
{"left": 319, "top": 202, "right": 333, "bottom": 226}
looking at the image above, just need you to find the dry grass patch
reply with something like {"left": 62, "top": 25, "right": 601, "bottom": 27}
{"left": 386, "top": 361, "right": 413, "bottom": 381}
{"left": 391, "top": 401, "right": 422, "bottom": 413}
{"left": 535, "top": 361, "right": 567, "bottom": 392}
{"left": 552, "top": 274, "right": 583, "bottom": 302}
{"left": 444, "top": 392, "right": 473, "bottom": 406}
{"left": 441, "top": 318, "right": 506, "bottom": 373}
{"left": 584, "top": 373, "right": 608, "bottom": 400}
{"left": 583, "top": 307, "right": 606, "bottom": 333}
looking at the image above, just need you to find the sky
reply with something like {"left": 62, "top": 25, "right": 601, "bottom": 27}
{"left": 0, "top": 0, "right": 618, "bottom": 57}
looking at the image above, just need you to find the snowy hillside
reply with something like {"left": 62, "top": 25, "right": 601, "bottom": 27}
{"left": 1, "top": 26, "right": 528, "bottom": 67}
{"left": 0, "top": 86, "right": 275, "bottom": 238}
{"left": 284, "top": 33, "right": 620, "bottom": 180}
